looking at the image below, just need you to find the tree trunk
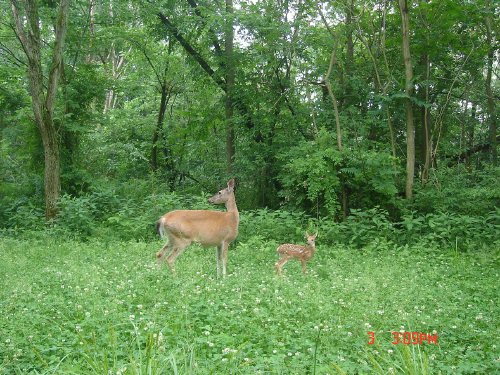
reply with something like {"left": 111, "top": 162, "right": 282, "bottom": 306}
{"left": 225, "top": 0, "right": 235, "bottom": 173}
{"left": 151, "top": 84, "right": 168, "bottom": 172}
{"left": 344, "top": 0, "right": 354, "bottom": 108}
{"left": 420, "top": 54, "right": 431, "bottom": 185}
{"left": 484, "top": 4, "right": 497, "bottom": 166}
{"left": 398, "top": 0, "right": 416, "bottom": 199}
{"left": 11, "top": 0, "right": 69, "bottom": 220}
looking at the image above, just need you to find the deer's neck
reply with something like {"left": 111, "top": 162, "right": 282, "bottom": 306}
{"left": 306, "top": 245, "right": 316, "bottom": 254}
{"left": 225, "top": 195, "right": 238, "bottom": 214}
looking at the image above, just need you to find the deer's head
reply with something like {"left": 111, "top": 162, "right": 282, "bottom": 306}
{"left": 306, "top": 232, "right": 318, "bottom": 247}
{"left": 208, "top": 178, "right": 235, "bottom": 205}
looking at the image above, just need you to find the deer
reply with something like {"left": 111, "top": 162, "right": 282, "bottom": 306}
{"left": 275, "top": 232, "right": 318, "bottom": 276}
{"left": 155, "top": 178, "right": 239, "bottom": 278}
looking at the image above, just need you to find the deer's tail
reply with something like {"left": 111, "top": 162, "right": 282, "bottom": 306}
{"left": 156, "top": 217, "right": 166, "bottom": 238}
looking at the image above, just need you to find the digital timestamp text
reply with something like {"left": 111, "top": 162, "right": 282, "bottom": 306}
{"left": 368, "top": 331, "right": 438, "bottom": 345}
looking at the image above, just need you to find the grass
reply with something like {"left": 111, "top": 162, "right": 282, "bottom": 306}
{"left": 0, "top": 234, "right": 498, "bottom": 374}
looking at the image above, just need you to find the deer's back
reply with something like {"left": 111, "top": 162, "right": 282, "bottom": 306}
{"left": 277, "top": 244, "right": 305, "bottom": 255}
{"left": 162, "top": 210, "right": 239, "bottom": 246}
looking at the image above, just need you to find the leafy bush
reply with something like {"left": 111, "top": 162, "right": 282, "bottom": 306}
{"left": 279, "top": 128, "right": 398, "bottom": 218}
{"left": 239, "top": 209, "right": 309, "bottom": 244}
{"left": 1, "top": 197, "right": 45, "bottom": 231}
{"left": 411, "top": 165, "right": 500, "bottom": 216}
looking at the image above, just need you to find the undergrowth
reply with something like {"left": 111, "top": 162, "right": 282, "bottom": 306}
{"left": 0, "top": 235, "right": 498, "bottom": 374}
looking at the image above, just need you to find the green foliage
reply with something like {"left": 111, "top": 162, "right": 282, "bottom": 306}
{"left": 239, "top": 209, "right": 309, "bottom": 244}
{"left": 0, "top": 236, "right": 498, "bottom": 373}
{"left": 411, "top": 166, "right": 500, "bottom": 216}
{"left": 280, "top": 128, "right": 398, "bottom": 218}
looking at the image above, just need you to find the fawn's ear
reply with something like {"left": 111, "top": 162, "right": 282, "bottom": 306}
{"left": 227, "top": 178, "right": 235, "bottom": 191}
{"left": 313, "top": 232, "right": 318, "bottom": 239}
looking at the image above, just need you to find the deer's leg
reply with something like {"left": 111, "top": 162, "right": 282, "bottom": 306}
{"left": 275, "top": 256, "right": 290, "bottom": 276}
{"left": 221, "top": 241, "right": 229, "bottom": 277}
{"left": 156, "top": 241, "right": 172, "bottom": 264}
{"left": 301, "top": 259, "right": 307, "bottom": 274}
{"left": 165, "top": 239, "right": 191, "bottom": 273}
{"left": 216, "top": 245, "right": 223, "bottom": 278}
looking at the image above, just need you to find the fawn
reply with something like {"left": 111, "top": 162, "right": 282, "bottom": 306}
{"left": 275, "top": 232, "right": 317, "bottom": 276}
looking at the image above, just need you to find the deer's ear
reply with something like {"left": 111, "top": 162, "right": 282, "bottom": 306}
{"left": 227, "top": 178, "right": 235, "bottom": 190}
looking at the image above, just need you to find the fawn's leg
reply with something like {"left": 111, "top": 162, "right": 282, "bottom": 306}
{"left": 275, "top": 256, "right": 290, "bottom": 276}
{"left": 301, "top": 259, "right": 307, "bottom": 274}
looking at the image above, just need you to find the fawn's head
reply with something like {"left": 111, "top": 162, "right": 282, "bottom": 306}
{"left": 306, "top": 232, "right": 318, "bottom": 247}
{"left": 208, "top": 178, "right": 235, "bottom": 205}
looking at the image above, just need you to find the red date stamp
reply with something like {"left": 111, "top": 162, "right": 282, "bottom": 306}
{"left": 368, "top": 331, "right": 438, "bottom": 345}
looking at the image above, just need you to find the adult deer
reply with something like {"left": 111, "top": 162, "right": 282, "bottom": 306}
{"left": 275, "top": 232, "right": 317, "bottom": 276}
{"left": 156, "top": 179, "right": 239, "bottom": 277}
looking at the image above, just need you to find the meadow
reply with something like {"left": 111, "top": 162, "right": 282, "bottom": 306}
{"left": 0, "top": 233, "right": 498, "bottom": 374}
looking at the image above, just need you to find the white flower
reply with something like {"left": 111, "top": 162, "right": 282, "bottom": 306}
{"left": 129, "top": 314, "right": 135, "bottom": 320}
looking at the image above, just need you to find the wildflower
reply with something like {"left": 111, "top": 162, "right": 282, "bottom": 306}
{"left": 129, "top": 314, "right": 135, "bottom": 320}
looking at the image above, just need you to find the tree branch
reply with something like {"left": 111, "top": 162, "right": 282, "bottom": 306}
{"left": 46, "top": 0, "right": 69, "bottom": 112}
{"left": 158, "top": 12, "right": 226, "bottom": 90}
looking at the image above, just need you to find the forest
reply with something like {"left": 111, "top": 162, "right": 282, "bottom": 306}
{"left": 0, "top": 0, "right": 499, "bottom": 373}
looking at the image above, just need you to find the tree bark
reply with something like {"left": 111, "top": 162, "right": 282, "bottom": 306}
{"left": 484, "top": 3, "right": 497, "bottom": 166}
{"left": 225, "top": 0, "right": 235, "bottom": 173}
{"left": 151, "top": 83, "right": 169, "bottom": 172}
{"left": 420, "top": 53, "right": 431, "bottom": 185}
{"left": 398, "top": 0, "right": 416, "bottom": 199}
{"left": 11, "top": 0, "right": 70, "bottom": 220}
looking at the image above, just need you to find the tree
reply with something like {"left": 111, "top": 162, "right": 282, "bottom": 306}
{"left": 398, "top": 0, "right": 416, "bottom": 199}
{"left": 484, "top": 0, "right": 497, "bottom": 166}
{"left": 225, "top": 0, "right": 235, "bottom": 173}
{"left": 10, "top": 0, "right": 70, "bottom": 219}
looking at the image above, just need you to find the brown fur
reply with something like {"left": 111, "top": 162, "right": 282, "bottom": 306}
{"left": 156, "top": 179, "right": 238, "bottom": 277}
{"left": 275, "top": 232, "right": 317, "bottom": 276}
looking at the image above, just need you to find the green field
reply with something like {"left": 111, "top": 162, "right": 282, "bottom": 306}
{"left": 0, "top": 235, "right": 498, "bottom": 374}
